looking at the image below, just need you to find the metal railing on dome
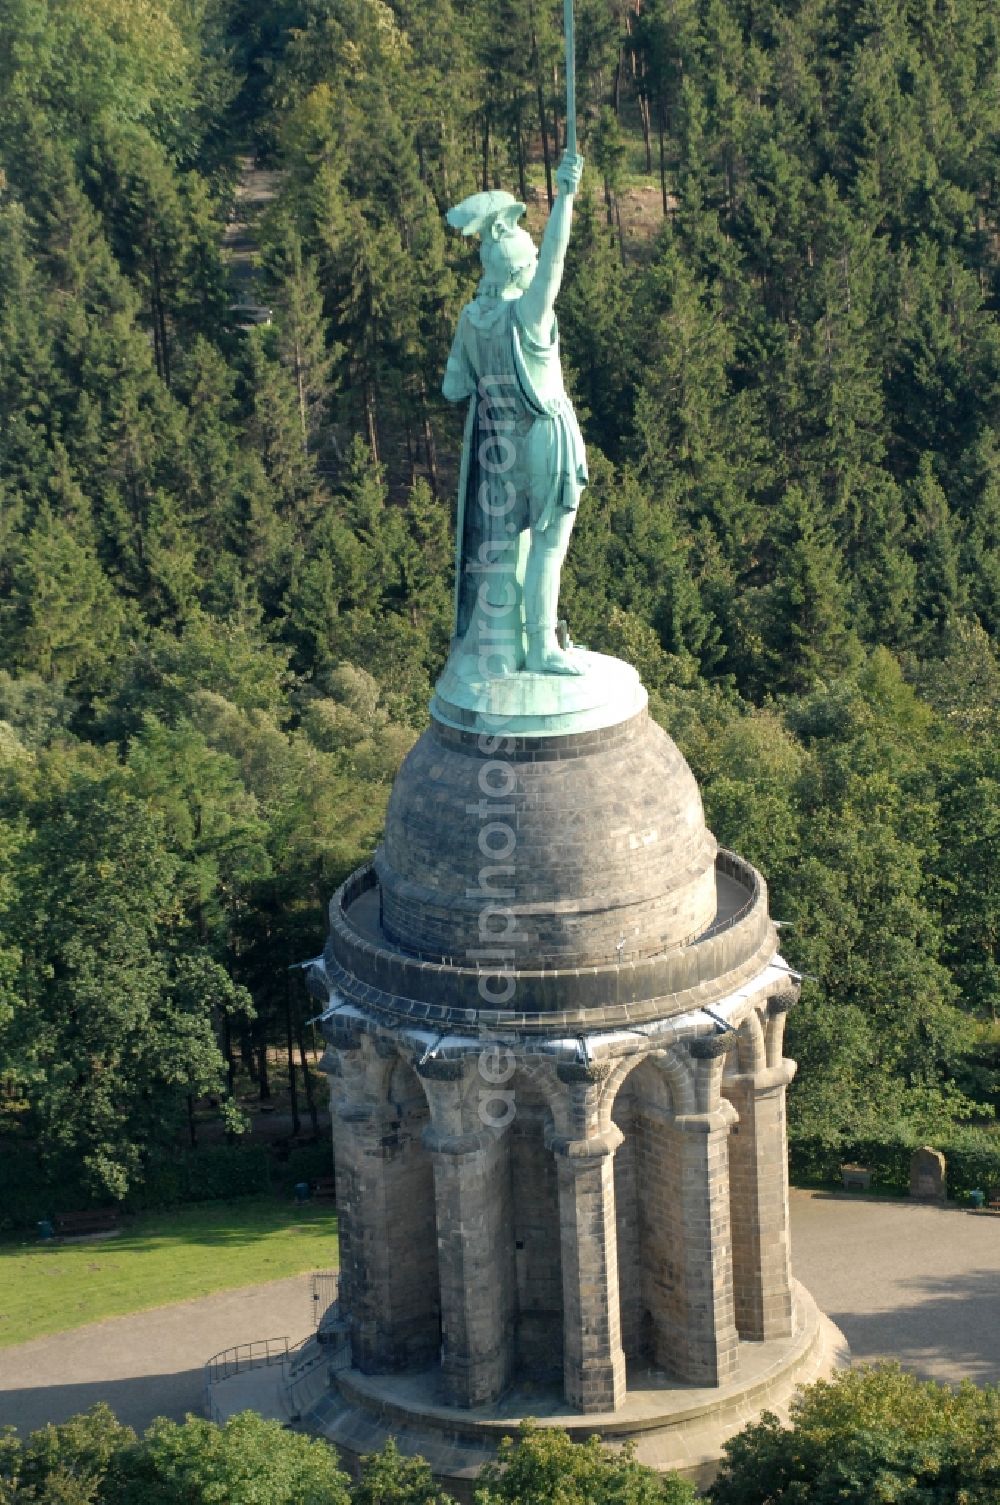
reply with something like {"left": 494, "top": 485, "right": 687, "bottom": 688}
{"left": 699, "top": 849, "right": 762, "bottom": 940}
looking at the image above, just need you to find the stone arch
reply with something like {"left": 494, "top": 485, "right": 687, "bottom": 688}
{"left": 605, "top": 1046, "right": 739, "bottom": 1384}
{"left": 652, "top": 1047, "right": 698, "bottom": 1116}
{"left": 380, "top": 1053, "right": 441, "bottom": 1369}
{"left": 605, "top": 1053, "right": 699, "bottom": 1373}
{"left": 734, "top": 1008, "right": 767, "bottom": 1075}
{"left": 333, "top": 1042, "right": 441, "bottom": 1375}
{"left": 599, "top": 1044, "right": 697, "bottom": 1132}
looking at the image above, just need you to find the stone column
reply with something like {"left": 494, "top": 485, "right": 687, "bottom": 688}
{"left": 332, "top": 1101, "right": 403, "bottom": 1371}
{"left": 656, "top": 1037, "right": 740, "bottom": 1386}
{"left": 550, "top": 1123, "right": 627, "bottom": 1413}
{"left": 322, "top": 1024, "right": 442, "bottom": 1373}
{"left": 723, "top": 998, "right": 797, "bottom": 1341}
{"left": 421, "top": 1060, "right": 515, "bottom": 1407}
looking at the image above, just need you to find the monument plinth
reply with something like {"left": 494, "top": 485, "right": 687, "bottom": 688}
{"left": 432, "top": 648, "right": 645, "bottom": 737}
{"left": 297, "top": 675, "right": 846, "bottom": 1491}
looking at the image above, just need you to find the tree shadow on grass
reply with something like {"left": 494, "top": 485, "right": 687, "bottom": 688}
{"left": 0, "top": 1203, "right": 339, "bottom": 1259}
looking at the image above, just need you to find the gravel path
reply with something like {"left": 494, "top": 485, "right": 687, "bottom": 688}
{"left": 1, "top": 1193, "right": 997, "bottom": 1439}
{"left": 790, "top": 1189, "right": 1000, "bottom": 1387}
{"left": 0, "top": 1274, "right": 314, "bottom": 1437}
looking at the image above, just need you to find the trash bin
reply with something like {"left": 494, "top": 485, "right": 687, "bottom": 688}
{"left": 37, "top": 1219, "right": 54, "bottom": 1240}
{"left": 294, "top": 1182, "right": 312, "bottom": 1205}
{"left": 969, "top": 1189, "right": 985, "bottom": 1209}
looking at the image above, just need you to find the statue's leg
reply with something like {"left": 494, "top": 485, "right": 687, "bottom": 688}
{"left": 524, "top": 508, "right": 582, "bottom": 675}
{"left": 456, "top": 484, "right": 530, "bottom": 679}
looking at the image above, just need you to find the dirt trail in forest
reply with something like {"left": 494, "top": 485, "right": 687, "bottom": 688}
{"left": 222, "top": 154, "right": 284, "bottom": 314}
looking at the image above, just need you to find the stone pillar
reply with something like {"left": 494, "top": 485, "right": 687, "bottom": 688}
{"left": 332, "top": 1101, "right": 403, "bottom": 1371}
{"left": 421, "top": 1060, "right": 515, "bottom": 1407}
{"left": 550, "top": 1123, "right": 627, "bottom": 1413}
{"left": 724, "top": 1049, "right": 796, "bottom": 1342}
{"left": 655, "top": 1037, "right": 739, "bottom": 1386}
{"left": 731, "top": 995, "right": 798, "bottom": 1340}
{"left": 322, "top": 1025, "right": 441, "bottom": 1373}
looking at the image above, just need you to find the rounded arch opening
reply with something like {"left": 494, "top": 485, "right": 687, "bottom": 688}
{"left": 609, "top": 1051, "right": 718, "bottom": 1381}
{"left": 384, "top": 1056, "right": 441, "bottom": 1369}
{"left": 509, "top": 1068, "right": 564, "bottom": 1384}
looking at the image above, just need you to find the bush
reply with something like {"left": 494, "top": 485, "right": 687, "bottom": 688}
{"left": 0, "top": 1404, "right": 136, "bottom": 1502}
{"left": 135, "top": 1145, "right": 272, "bottom": 1208}
{"left": 789, "top": 1135, "right": 914, "bottom": 1192}
{"left": 105, "top": 1413, "right": 352, "bottom": 1505}
{"left": 473, "top": 1421, "right": 698, "bottom": 1505}
{"left": 710, "top": 1365, "right": 1000, "bottom": 1505}
{"left": 942, "top": 1128, "right": 1000, "bottom": 1196}
{"left": 790, "top": 1128, "right": 1000, "bottom": 1198}
{"left": 0, "top": 1143, "right": 97, "bottom": 1232}
{"left": 282, "top": 1142, "right": 333, "bottom": 1193}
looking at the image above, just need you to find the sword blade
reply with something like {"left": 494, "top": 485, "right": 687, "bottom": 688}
{"left": 564, "top": 0, "right": 577, "bottom": 155}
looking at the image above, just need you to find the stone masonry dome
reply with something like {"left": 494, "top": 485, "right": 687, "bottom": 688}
{"left": 375, "top": 708, "right": 718, "bottom": 969}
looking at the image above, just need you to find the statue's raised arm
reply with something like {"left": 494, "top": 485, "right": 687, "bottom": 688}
{"left": 440, "top": 154, "right": 589, "bottom": 683}
{"left": 517, "top": 153, "right": 584, "bottom": 343}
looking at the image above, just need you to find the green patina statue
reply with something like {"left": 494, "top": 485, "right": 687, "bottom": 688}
{"left": 431, "top": 0, "right": 646, "bottom": 737}
{"left": 442, "top": 151, "right": 587, "bottom": 680}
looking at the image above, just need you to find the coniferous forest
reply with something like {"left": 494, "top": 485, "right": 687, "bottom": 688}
{"left": 2, "top": 0, "right": 1000, "bottom": 1208}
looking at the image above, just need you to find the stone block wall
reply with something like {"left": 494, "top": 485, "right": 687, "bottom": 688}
{"left": 325, "top": 995, "right": 798, "bottom": 1416}
{"left": 612, "top": 1112, "right": 645, "bottom": 1360}
{"left": 332, "top": 1094, "right": 440, "bottom": 1374}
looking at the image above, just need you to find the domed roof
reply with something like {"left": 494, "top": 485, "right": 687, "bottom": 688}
{"left": 374, "top": 706, "right": 718, "bottom": 970}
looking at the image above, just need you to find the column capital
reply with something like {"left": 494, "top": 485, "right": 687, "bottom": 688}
{"left": 422, "top": 1124, "right": 497, "bottom": 1156}
{"left": 317, "top": 1046, "right": 341, "bottom": 1076}
{"left": 324, "top": 1018, "right": 364, "bottom": 1052}
{"left": 726, "top": 1060, "right": 797, "bottom": 1095}
{"left": 415, "top": 1055, "right": 467, "bottom": 1081}
{"left": 688, "top": 1033, "right": 730, "bottom": 1060}
{"left": 673, "top": 1100, "right": 738, "bottom": 1134}
{"left": 336, "top": 1102, "right": 389, "bottom": 1124}
{"left": 547, "top": 1123, "right": 624, "bottom": 1160}
{"left": 556, "top": 1059, "right": 613, "bottom": 1085}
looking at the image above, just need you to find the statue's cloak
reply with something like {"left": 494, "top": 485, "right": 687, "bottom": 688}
{"left": 444, "top": 298, "right": 587, "bottom": 640}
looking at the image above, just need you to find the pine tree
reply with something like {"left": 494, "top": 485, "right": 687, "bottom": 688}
{"left": 759, "top": 483, "right": 859, "bottom": 695}
{"left": 260, "top": 220, "right": 337, "bottom": 455}
{"left": 907, "top": 454, "right": 966, "bottom": 638}
{"left": 2, "top": 501, "right": 128, "bottom": 699}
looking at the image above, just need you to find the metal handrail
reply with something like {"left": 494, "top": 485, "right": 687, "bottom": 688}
{"left": 204, "top": 1336, "right": 290, "bottom": 1384}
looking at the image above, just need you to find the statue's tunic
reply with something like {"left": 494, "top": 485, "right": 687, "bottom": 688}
{"left": 444, "top": 298, "right": 588, "bottom": 640}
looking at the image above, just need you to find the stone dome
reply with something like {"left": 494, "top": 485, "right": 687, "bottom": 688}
{"left": 374, "top": 706, "right": 718, "bottom": 969}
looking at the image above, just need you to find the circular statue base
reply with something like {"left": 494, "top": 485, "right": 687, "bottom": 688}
{"left": 432, "top": 648, "right": 646, "bottom": 737}
{"left": 299, "top": 1284, "right": 848, "bottom": 1499}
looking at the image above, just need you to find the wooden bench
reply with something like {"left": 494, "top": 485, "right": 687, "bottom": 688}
{"left": 53, "top": 1209, "right": 120, "bottom": 1239}
{"left": 987, "top": 1186, "right": 1000, "bottom": 1214}
{"left": 312, "top": 1176, "right": 337, "bottom": 1201}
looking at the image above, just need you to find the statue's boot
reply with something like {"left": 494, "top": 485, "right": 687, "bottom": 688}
{"left": 525, "top": 624, "right": 582, "bottom": 674}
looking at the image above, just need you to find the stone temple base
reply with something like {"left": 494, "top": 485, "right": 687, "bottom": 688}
{"left": 298, "top": 1283, "right": 848, "bottom": 1498}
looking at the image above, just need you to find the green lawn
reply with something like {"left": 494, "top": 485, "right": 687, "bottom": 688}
{"left": 0, "top": 1198, "right": 339, "bottom": 1348}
